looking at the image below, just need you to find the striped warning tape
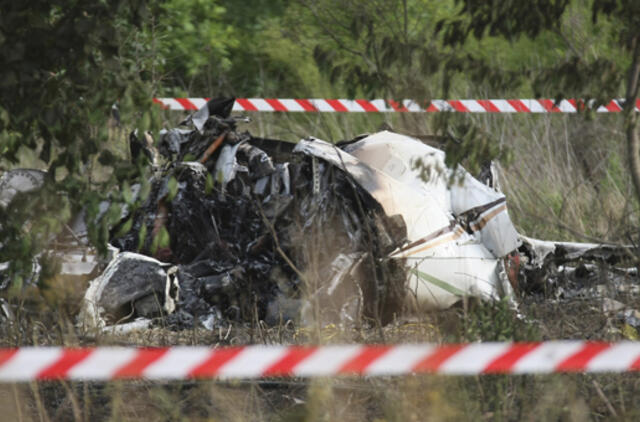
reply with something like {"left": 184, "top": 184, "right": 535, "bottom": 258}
{"left": 1, "top": 342, "right": 640, "bottom": 381}
{"left": 153, "top": 98, "right": 640, "bottom": 113}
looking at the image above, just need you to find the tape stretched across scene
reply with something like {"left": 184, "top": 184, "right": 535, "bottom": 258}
{"left": 2, "top": 342, "right": 640, "bottom": 381}
{"left": 153, "top": 98, "right": 640, "bottom": 113}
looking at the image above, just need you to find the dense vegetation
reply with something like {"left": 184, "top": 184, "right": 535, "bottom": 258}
{"left": 1, "top": 0, "right": 640, "bottom": 420}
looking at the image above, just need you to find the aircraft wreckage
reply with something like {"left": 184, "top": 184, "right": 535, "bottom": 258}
{"left": 0, "top": 98, "right": 634, "bottom": 331}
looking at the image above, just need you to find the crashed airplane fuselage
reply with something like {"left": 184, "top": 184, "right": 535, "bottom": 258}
{"left": 2, "top": 98, "right": 631, "bottom": 331}
{"left": 295, "top": 131, "right": 520, "bottom": 310}
{"left": 83, "top": 125, "right": 523, "bottom": 329}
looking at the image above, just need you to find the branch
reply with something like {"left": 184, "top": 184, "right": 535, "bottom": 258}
{"left": 254, "top": 199, "right": 308, "bottom": 286}
{"left": 299, "top": 0, "right": 379, "bottom": 71}
{"left": 553, "top": 26, "right": 581, "bottom": 59}
{"left": 624, "top": 35, "right": 640, "bottom": 213}
{"left": 625, "top": 35, "right": 640, "bottom": 106}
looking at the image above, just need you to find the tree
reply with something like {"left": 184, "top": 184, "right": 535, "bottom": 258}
{"left": 153, "top": 0, "right": 318, "bottom": 96}
{"left": 294, "top": 0, "right": 514, "bottom": 171}
{"left": 296, "top": 0, "right": 640, "bottom": 212}
{"left": 0, "top": 0, "right": 158, "bottom": 287}
{"left": 437, "top": 0, "right": 640, "bottom": 201}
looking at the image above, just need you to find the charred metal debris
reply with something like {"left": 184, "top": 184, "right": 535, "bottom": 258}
{"left": 83, "top": 98, "right": 408, "bottom": 331}
{"left": 2, "top": 98, "right": 638, "bottom": 332}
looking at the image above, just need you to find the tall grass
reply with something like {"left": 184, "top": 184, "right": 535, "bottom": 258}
{"left": 244, "top": 110, "right": 637, "bottom": 243}
{"left": 2, "top": 107, "right": 639, "bottom": 420}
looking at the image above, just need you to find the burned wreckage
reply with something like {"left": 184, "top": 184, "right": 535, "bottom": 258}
{"left": 0, "top": 98, "right": 633, "bottom": 331}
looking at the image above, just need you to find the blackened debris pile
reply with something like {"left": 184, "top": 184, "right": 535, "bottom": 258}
{"left": 99, "top": 98, "right": 407, "bottom": 330}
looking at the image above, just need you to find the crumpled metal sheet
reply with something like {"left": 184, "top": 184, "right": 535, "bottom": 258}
{"left": 80, "top": 250, "right": 177, "bottom": 329}
{"left": 182, "top": 97, "right": 236, "bottom": 133}
{"left": 295, "top": 132, "right": 520, "bottom": 309}
{"left": 102, "top": 115, "right": 408, "bottom": 329}
{"left": 214, "top": 142, "right": 248, "bottom": 189}
{"left": 158, "top": 128, "right": 193, "bottom": 160}
{"left": 521, "top": 236, "right": 631, "bottom": 268}
{"left": 294, "top": 137, "right": 451, "bottom": 241}
{"left": 342, "top": 131, "right": 520, "bottom": 257}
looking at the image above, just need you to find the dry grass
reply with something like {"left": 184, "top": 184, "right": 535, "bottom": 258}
{"left": 4, "top": 293, "right": 640, "bottom": 421}
{"left": 3, "top": 110, "right": 640, "bottom": 420}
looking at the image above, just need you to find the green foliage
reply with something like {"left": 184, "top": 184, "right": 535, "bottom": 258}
{"left": 436, "top": 114, "right": 508, "bottom": 175}
{"left": 438, "top": 0, "right": 571, "bottom": 45}
{"left": 438, "top": 0, "right": 639, "bottom": 100}
{"left": 0, "top": 0, "right": 160, "bottom": 286}
{"left": 461, "top": 298, "right": 540, "bottom": 342}
{"left": 1, "top": 1, "right": 148, "bottom": 164}
{"left": 299, "top": 0, "right": 451, "bottom": 98}
{"left": 156, "top": 0, "right": 236, "bottom": 82}
{"left": 152, "top": 0, "right": 318, "bottom": 96}
{"left": 166, "top": 175, "right": 179, "bottom": 201}
{"left": 0, "top": 182, "right": 72, "bottom": 288}
{"left": 150, "top": 225, "right": 170, "bottom": 256}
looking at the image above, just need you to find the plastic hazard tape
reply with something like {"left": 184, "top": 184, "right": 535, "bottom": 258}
{"left": 153, "top": 98, "right": 640, "bottom": 113}
{"left": 2, "top": 342, "right": 640, "bottom": 381}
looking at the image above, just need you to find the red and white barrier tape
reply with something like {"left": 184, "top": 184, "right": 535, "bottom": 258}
{"left": 153, "top": 98, "right": 640, "bottom": 113}
{"left": 1, "top": 342, "right": 640, "bottom": 381}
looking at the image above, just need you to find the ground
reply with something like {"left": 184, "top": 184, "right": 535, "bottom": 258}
{"left": 2, "top": 111, "right": 640, "bottom": 421}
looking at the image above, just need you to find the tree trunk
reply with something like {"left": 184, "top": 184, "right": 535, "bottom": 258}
{"left": 626, "top": 35, "right": 640, "bottom": 204}
{"left": 629, "top": 121, "right": 640, "bottom": 202}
